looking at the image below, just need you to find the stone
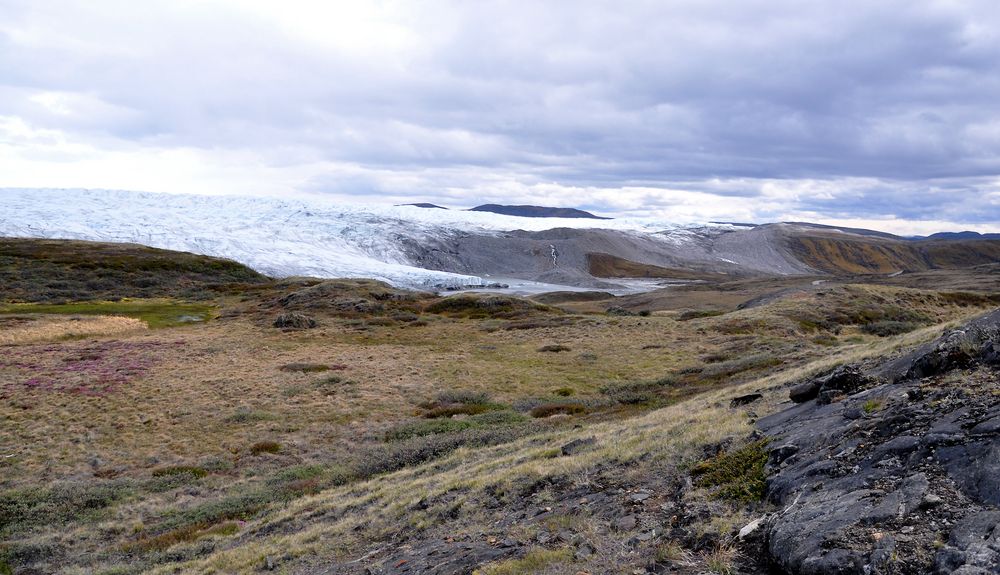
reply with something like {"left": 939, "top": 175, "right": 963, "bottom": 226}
{"left": 768, "top": 443, "right": 799, "bottom": 465}
{"left": 574, "top": 543, "right": 595, "bottom": 559}
{"left": 738, "top": 516, "right": 767, "bottom": 540}
{"left": 615, "top": 514, "right": 638, "bottom": 531}
{"left": 920, "top": 493, "right": 944, "bottom": 508}
{"left": 730, "top": 393, "right": 763, "bottom": 408}
{"left": 561, "top": 437, "right": 596, "bottom": 456}
{"left": 790, "top": 380, "right": 821, "bottom": 403}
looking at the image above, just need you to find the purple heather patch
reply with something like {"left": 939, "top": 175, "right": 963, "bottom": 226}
{"left": 0, "top": 340, "right": 183, "bottom": 396}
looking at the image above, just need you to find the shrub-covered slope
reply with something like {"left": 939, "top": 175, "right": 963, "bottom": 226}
{"left": 0, "top": 238, "right": 267, "bottom": 303}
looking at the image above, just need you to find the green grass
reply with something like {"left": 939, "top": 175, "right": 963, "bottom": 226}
{"left": 862, "top": 399, "right": 883, "bottom": 413}
{"left": 476, "top": 547, "right": 574, "bottom": 575}
{"left": 0, "top": 300, "right": 215, "bottom": 328}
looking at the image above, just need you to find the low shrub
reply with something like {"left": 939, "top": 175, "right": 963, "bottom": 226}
{"left": 223, "top": 408, "right": 273, "bottom": 424}
{"left": 423, "top": 403, "right": 499, "bottom": 418}
{"left": 811, "top": 334, "right": 839, "bottom": 346}
{"left": 384, "top": 419, "right": 475, "bottom": 441}
{"left": 423, "top": 390, "right": 505, "bottom": 418}
{"left": 272, "top": 313, "right": 317, "bottom": 329}
{"left": 553, "top": 387, "right": 575, "bottom": 397}
{"left": 281, "top": 384, "right": 307, "bottom": 397}
{"left": 436, "top": 390, "right": 492, "bottom": 405}
{"left": 939, "top": 292, "right": 1000, "bottom": 307}
{"left": 355, "top": 426, "right": 526, "bottom": 478}
{"left": 699, "top": 353, "right": 782, "bottom": 381}
{"left": 529, "top": 402, "right": 587, "bottom": 418}
{"left": 537, "top": 344, "right": 571, "bottom": 353}
{"left": 313, "top": 375, "right": 354, "bottom": 392}
{"left": 691, "top": 439, "right": 769, "bottom": 503}
{"left": 279, "top": 362, "right": 330, "bottom": 373}
{"left": 600, "top": 376, "right": 676, "bottom": 405}
{"left": 390, "top": 312, "right": 420, "bottom": 322}
{"left": 151, "top": 465, "right": 208, "bottom": 479}
{"left": 467, "top": 410, "right": 529, "bottom": 425}
{"left": 249, "top": 441, "right": 281, "bottom": 455}
{"left": 677, "top": 309, "right": 725, "bottom": 321}
{"left": 861, "top": 320, "right": 918, "bottom": 337}
{"left": 0, "top": 480, "right": 132, "bottom": 536}
{"left": 154, "top": 491, "right": 272, "bottom": 536}
{"left": 425, "top": 295, "right": 551, "bottom": 319}
{"left": 605, "top": 306, "right": 635, "bottom": 316}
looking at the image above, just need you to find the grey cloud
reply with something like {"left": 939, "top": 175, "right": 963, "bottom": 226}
{"left": 1, "top": 0, "right": 999, "bottom": 230}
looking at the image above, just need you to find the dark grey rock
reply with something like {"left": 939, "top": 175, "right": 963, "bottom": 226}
{"left": 790, "top": 380, "right": 821, "bottom": 403}
{"left": 730, "top": 393, "right": 763, "bottom": 408}
{"left": 560, "top": 437, "right": 596, "bottom": 456}
{"left": 760, "top": 309, "right": 1000, "bottom": 575}
{"left": 615, "top": 514, "right": 638, "bottom": 531}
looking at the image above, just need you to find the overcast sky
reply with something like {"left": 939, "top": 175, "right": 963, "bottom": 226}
{"left": 2, "top": 0, "right": 999, "bottom": 233}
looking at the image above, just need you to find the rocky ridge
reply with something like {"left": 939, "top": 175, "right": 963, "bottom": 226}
{"left": 758, "top": 309, "right": 1000, "bottom": 574}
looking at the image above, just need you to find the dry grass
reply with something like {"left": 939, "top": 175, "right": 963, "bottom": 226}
{"left": 0, "top": 315, "right": 146, "bottom": 344}
{"left": 0, "top": 281, "right": 992, "bottom": 574}
{"left": 144, "top": 308, "right": 969, "bottom": 574}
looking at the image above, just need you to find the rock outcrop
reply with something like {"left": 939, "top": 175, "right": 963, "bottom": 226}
{"left": 759, "top": 309, "right": 1000, "bottom": 574}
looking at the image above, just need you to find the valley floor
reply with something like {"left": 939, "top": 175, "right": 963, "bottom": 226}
{"left": 1, "top": 274, "right": 997, "bottom": 574}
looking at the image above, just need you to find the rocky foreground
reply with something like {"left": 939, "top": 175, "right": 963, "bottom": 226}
{"left": 757, "top": 309, "right": 1000, "bottom": 574}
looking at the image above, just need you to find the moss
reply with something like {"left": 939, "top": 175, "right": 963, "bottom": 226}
{"left": 691, "top": 439, "right": 770, "bottom": 503}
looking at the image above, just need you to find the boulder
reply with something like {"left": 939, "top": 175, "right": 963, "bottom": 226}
{"left": 273, "top": 313, "right": 318, "bottom": 329}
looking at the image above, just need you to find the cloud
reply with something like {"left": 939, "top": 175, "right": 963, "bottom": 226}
{"left": 0, "top": 0, "right": 998, "bottom": 234}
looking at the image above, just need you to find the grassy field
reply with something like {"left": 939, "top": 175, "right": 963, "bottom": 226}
{"left": 0, "top": 275, "right": 995, "bottom": 574}
{"left": 0, "top": 300, "right": 217, "bottom": 329}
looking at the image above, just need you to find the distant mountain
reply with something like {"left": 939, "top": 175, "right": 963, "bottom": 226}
{"left": 399, "top": 203, "right": 448, "bottom": 209}
{"left": 468, "top": 204, "right": 611, "bottom": 219}
{"left": 781, "top": 221, "right": 904, "bottom": 240}
{"left": 915, "top": 231, "right": 1000, "bottom": 241}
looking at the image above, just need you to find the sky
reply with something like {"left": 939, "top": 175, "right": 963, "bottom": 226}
{"left": 1, "top": 0, "right": 999, "bottom": 234}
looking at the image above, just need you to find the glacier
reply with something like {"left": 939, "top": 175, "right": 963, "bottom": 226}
{"left": 0, "top": 188, "right": 710, "bottom": 291}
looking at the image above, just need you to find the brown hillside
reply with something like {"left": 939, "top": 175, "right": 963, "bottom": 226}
{"left": 786, "top": 235, "right": 1000, "bottom": 275}
{"left": 586, "top": 252, "right": 726, "bottom": 280}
